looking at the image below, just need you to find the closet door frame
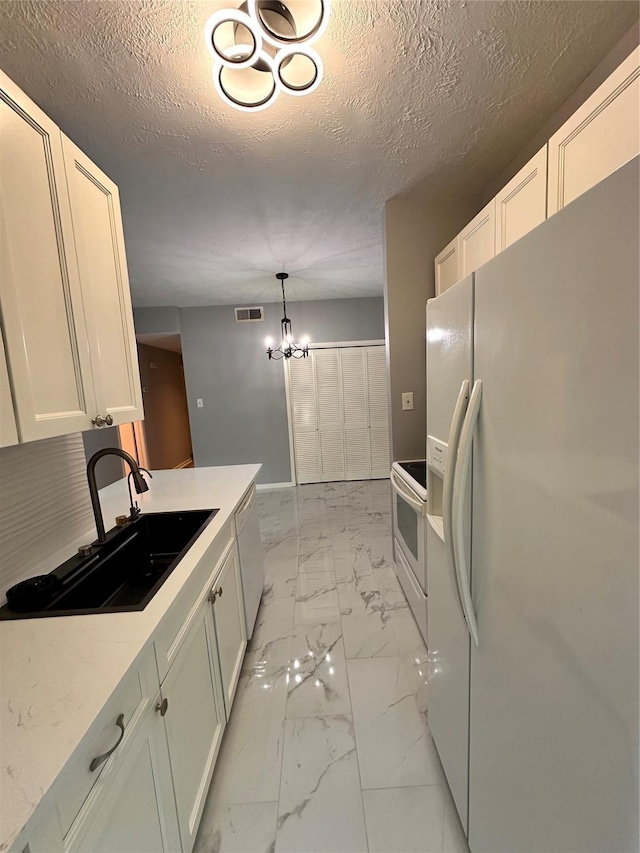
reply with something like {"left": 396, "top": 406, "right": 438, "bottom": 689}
{"left": 284, "top": 339, "right": 385, "bottom": 485}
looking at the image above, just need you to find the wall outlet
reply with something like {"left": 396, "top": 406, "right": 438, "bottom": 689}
{"left": 402, "top": 392, "right": 414, "bottom": 411}
{"left": 196, "top": 398, "right": 204, "bottom": 408}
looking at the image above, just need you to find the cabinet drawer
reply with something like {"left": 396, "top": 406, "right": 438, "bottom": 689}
{"left": 52, "top": 645, "right": 158, "bottom": 839}
{"left": 154, "top": 520, "right": 234, "bottom": 683}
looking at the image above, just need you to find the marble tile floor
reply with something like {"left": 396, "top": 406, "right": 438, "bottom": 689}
{"left": 194, "top": 480, "right": 468, "bottom": 853}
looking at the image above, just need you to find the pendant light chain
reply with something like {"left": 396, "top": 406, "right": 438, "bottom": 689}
{"left": 265, "top": 272, "right": 310, "bottom": 360}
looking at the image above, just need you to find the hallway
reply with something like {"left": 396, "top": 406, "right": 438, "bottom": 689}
{"left": 194, "top": 480, "right": 467, "bottom": 853}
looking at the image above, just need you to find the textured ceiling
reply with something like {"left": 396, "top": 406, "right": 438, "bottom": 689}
{"left": 0, "top": 1, "right": 637, "bottom": 306}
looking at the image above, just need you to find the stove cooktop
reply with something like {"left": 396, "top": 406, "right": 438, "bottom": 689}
{"left": 398, "top": 460, "right": 427, "bottom": 490}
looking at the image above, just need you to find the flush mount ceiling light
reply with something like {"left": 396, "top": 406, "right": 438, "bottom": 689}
{"left": 265, "top": 273, "right": 310, "bottom": 360}
{"left": 204, "top": 0, "right": 329, "bottom": 112}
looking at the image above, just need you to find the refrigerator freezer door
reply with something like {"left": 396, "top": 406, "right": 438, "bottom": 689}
{"left": 469, "top": 158, "right": 639, "bottom": 852}
{"left": 425, "top": 276, "right": 473, "bottom": 832}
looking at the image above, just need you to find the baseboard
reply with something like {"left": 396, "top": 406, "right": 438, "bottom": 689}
{"left": 173, "top": 457, "right": 194, "bottom": 469}
{"left": 256, "top": 481, "right": 295, "bottom": 491}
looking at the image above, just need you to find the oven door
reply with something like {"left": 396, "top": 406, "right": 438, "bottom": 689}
{"left": 391, "top": 471, "right": 427, "bottom": 594}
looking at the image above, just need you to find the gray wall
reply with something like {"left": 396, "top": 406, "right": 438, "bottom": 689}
{"left": 383, "top": 197, "right": 480, "bottom": 461}
{"left": 176, "top": 297, "right": 384, "bottom": 485}
{"left": 82, "top": 426, "right": 123, "bottom": 489}
{"left": 134, "top": 307, "right": 181, "bottom": 336}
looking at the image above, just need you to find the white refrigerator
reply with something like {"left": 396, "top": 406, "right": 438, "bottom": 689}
{"left": 425, "top": 156, "right": 639, "bottom": 852}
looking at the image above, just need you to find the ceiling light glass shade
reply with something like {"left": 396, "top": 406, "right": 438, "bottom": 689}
{"left": 204, "top": 9, "right": 263, "bottom": 69}
{"left": 248, "top": 0, "right": 329, "bottom": 47}
{"left": 274, "top": 46, "right": 323, "bottom": 95}
{"left": 213, "top": 51, "right": 281, "bottom": 112}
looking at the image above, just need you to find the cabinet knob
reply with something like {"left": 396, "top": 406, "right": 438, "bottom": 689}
{"left": 209, "top": 588, "right": 218, "bottom": 603}
{"left": 105, "top": 414, "right": 114, "bottom": 426}
{"left": 155, "top": 697, "right": 168, "bottom": 716}
{"left": 218, "top": 586, "right": 223, "bottom": 598}
{"left": 92, "top": 415, "right": 106, "bottom": 427}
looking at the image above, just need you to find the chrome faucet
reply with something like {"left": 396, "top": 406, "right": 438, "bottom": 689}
{"left": 86, "top": 447, "right": 151, "bottom": 543}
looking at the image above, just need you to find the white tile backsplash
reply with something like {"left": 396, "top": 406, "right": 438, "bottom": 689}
{"left": 0, "top": 434, "right": 94, "bottom": 603}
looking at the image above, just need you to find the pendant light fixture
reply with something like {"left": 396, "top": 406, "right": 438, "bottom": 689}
{"left": 204, "top": 0, "right": 329, "bottom": 112}
{"left": 265, "top": 273, "right": 309, "bottom": 360}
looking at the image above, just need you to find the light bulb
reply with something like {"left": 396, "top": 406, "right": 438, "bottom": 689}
{"left": 300, "top": 336, "right": 310, "bottom": 347}
{"left": 265, "top": 336, "right": 274, "bottom": 348}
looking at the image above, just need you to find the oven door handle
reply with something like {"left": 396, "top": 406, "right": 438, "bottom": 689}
{"left": 391, "top": 468, "right": 426, "bottom": 515}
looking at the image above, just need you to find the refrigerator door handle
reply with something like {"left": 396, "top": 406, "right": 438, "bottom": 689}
{"left": 443, "top": 379, "right": 469, "bottom": 616}
{"left": 452, "top": 379, "right": 482, "bottom": 647}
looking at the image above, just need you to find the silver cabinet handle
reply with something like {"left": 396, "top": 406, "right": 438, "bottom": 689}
{"left": 105, "top": 414, "right": 114, "bottom": 426}
{"left": 209, "top": 586, "right": 223, "bottom": 604}
{"left": 90, "top": 714, "right": 125, "bottom": 772}
{"left": 92, "top": 415, "right": 106, "bottom": 427}
{"left": 155, "top": 697, "right": 168, "bottom": 716}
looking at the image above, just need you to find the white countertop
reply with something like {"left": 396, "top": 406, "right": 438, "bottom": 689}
{"left": 0, "top": 464, "right": 261, "bottom": 852}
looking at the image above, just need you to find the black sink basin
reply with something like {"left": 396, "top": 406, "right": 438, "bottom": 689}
{"left": 0, "top": 509, "right": 218, "bottom": 620}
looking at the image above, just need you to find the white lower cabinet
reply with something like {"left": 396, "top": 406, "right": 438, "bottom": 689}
{"left": 67, "top": 693, "right": 180, "bottom": 853}
{"left": 161, "top": 597, "right": 226, "bottom": 853}
{"left": 11, "top": 527, "right": 252, "bottom": 853}
{"left": 211, "top": 544, "right": 247, "bottom": 714}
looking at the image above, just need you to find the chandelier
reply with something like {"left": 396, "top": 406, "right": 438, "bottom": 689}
{"left": 265, "top": 273, "right": 310, "bottom": 360}
{"left": 204, "top": 0, "right": 329, "bottom": 112}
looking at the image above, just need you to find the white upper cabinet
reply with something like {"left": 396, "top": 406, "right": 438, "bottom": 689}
{"left": 495, "top": 146, "right": 547, "bottom": 252}
{"left": 0, "top": 70, "right": 97, "bottom": 441}
{"left": 0, "top": 69, "right": 143, "bottom": 443}
{"left": 0, "top": 325, "right": 18, "bottom": 447}
{"left": 459, "top": 199, "right": 496, "bottom": 279}
{"left": 548, "top": 46, "right": 640, "bottom": 215}
{"left": 435, "top": 236, "right": 460, "bottom": 297}
{"left": 62, "top": 136, "right": 144, "bottom": 426}
{"left": 435, "top": 49, "right": 638, "bottom": 290}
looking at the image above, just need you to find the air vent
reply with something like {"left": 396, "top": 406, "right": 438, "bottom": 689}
{"left": 234, "top": 306, "right": 264, "bottom": 323}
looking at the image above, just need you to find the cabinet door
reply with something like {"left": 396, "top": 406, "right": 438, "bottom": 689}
{"left": 0, "top": 325, "right": 18, "bottom": 447}
{"left": 315, "top": 348, "right": 345, "bottom": 481}
{"left": 68, "top": 696, "right": 180, "bottom": 853}
{"left": 0, "top": 71, "right": 96, "bottom": 441}
{"left": 435, "top": 235, "right": 460, "bottom": 295}
{"left": 162, "top": 600, "right": 226, "bottom": 853}
{"left": 289, "top": 355, "right": 321, "bottom": 484}
{"left": 548, "top": 47, "right": 639, "bottom": 215}
{"left": 459, "top": 199, "right": 496, "bottom": 278}
{"left": 495, "top": 146, "right": 547, "bottom": 252}
{"left": 211, "top": 544, "right": 247, "bottom": 714}
{"left": 61, "top": 135, "right": 144, "bottom": 426}
{"left": 366, "top": 346, "right": 390, "bottom": 479}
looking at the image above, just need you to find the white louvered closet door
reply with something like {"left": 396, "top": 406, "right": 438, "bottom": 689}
{"left": 314, "top": 348, "right": 345, "bottom": 481}
{"left": 289, "top": 355, "right": 321, "bottom": 484}
{"left": 366, "top": 346, "right": 391, "bottom": 478}
{"left": 340, "top": 348, "right": 370, "bottom": 481}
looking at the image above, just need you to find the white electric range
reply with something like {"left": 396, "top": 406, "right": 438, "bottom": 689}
{"left": 390, "top": 460, "right": 428, "bottom": 644}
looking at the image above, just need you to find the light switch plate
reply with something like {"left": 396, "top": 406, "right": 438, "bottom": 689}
{"left": 402, "top": 392, "right": 414, "bottom": 411}
{"left": 196, "top": 398, "right": 204, "bottom": 408}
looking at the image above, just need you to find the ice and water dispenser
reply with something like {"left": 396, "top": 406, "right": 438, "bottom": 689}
{"left": 426, "top": 434, "right": 448, "bottom": 539}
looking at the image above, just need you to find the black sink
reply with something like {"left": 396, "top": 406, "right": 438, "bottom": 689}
{"left": 0, "top": 509, "right": 218, "bottom": 620}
